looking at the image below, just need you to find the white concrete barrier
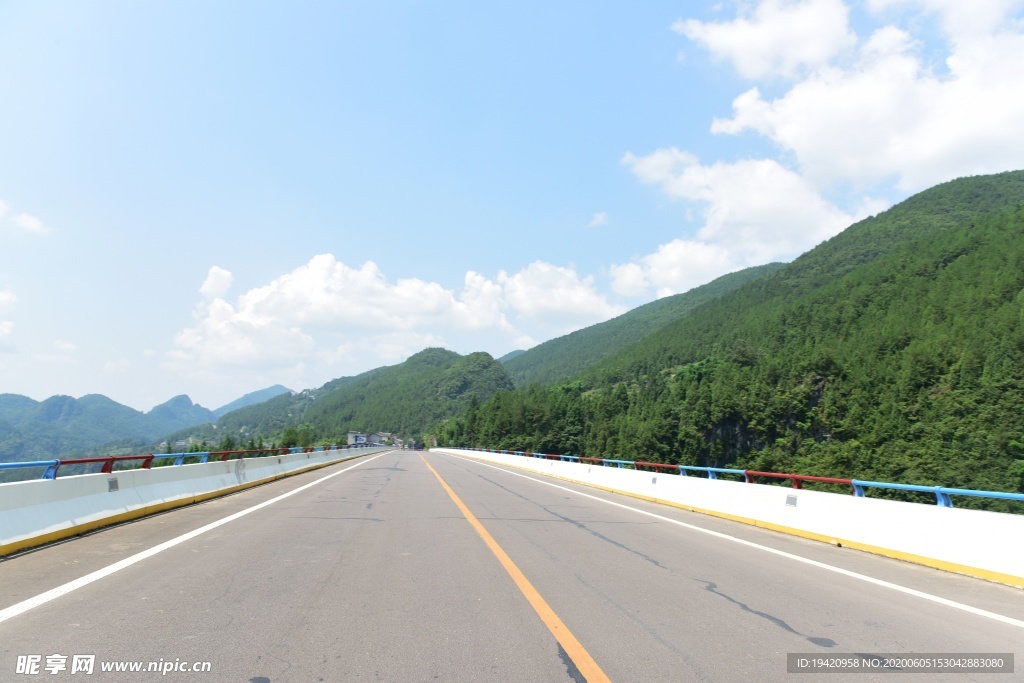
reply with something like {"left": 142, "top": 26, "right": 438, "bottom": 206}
{"left": 434, "top": 448, "right": 1024, "bottom": 588}
{"left": 0, "top": 447, "right": 388, "bottom": 556}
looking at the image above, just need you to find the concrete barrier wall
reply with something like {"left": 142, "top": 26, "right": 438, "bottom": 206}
{"left": 0, "top": 447, "right": 387, "bottom": 556}
{"left": 435, "top": 448, "right": 1024, "bottom": 588}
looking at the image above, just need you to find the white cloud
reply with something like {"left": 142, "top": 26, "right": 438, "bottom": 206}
{"left": 589, "top": 211, "right": 609, "bottom": 227}
{"left": 0, "top": 289, "right": 15, "bottom": 308}
{"left": 511, "top": 333, "right": 537, "bottom": 350}
{"left": 199, "top": 266, "right": 233, "bottom": 299}
{"left": 608, "top": 262, "right": 649, "bottom": 297}
{"left": 456, "top": 271, "right": 512, "bottom": 332}
{"left": 499, "top": 261, "right": 626, "bottom": 335}
{"left": 612, "top": 240, "right": 742, "bottom": 298}
{"left": 616, "top": 150, "right": 884, "bottom": 297}
{"left": 173, "top": 296, "right": 316, "bottom": 367}
{"left": 709, "top": 17, "right": 1024, "bottom": 192}
{"left": 627, "top": 151, "right": 865, "bottom": 253}
{"left": 329, "top": 331, "right": 450, "bottom": 368}
{"left": 10, "top": 211, "right": 52, "bottom": 235}
{"left": 170, "top": 255, "right": 622, "bottom": 386}
{"left": 616, "top": 0, "right": 1024, "bottom": 300}
{"left": 675, "top": 0, "right": 857, "bottom": 79}
{"left": 868, "top": 0, "right": 1024, "bottom": 45}
{"left": 0, "top": 321, "right": 12, "bottom": 338}
{"left": 230, "top": 256, "right": 455, "bottom": 330}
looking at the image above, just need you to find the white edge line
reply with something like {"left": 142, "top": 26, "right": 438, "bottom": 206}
{"left": 0, "top": 451, "right": 392, "bottom": 625}
{"left": 438, "top": 451, "right": 1024, "bottom": 630}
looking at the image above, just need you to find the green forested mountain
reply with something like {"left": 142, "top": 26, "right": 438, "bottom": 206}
{"left": 587, "top": 171, "right": 1024, "bottom": 383}
{"left": 0, "top": 393, "right": 216, "bottom": 462}
{"left": 434, "top": 171, "right": 1024, "bottom": 506}
{"left": 503, "top": 263, "right": 784, "bottom": 387}
{"left": 146, "top": 395, "right": 217, "bottom": 432}
{"left": 0, "top": 386, "right": 297, "bottom": 462}
{"left": 167, "top": 348, "right": 514, "bottom": 448}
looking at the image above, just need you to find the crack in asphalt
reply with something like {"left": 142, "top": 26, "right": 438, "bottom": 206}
{"left": 473, "top": 472, "right": 668, "bottom": 570}
{"left": 696, "top": 580, "right": 836, "bottom": 648}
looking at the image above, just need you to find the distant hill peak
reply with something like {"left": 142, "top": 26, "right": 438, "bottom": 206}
{"left": 212, "top": 384, "right": 294, "bottom": 419}
{"left": 149, "top": 394, "right": 203, "bottom": 411}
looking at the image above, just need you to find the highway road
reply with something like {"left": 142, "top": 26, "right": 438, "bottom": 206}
{"left": 2, "top": 449, "right": 1021, "bottom": 681}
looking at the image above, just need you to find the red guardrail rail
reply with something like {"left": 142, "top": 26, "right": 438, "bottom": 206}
{"left": 210, "top": 449, "right": 284, "bottom": 461}
{"left": 56, "top": 454, "right": 155, "bottom": 475}
{"left": 211, "top": 449, "right": 246, "bottom": 461}
{"left": 745, "top": 470, "right": 855, "bottom": 493}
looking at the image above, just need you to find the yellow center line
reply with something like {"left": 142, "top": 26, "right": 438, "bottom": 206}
{"left": 419, "top": 454, "right": 612, "bottom": 683}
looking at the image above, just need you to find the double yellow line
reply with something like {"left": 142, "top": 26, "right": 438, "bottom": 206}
{"left": 420, "top": 454, "right": 611, "bottom": 683}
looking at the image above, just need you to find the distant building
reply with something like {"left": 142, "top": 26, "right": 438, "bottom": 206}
{"left": 348, "top": 431, "right": 402, "bottom": 446}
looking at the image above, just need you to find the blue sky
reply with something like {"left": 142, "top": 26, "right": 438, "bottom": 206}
{"left": 2, "top": 0, "right": 1024, "bottom": 412}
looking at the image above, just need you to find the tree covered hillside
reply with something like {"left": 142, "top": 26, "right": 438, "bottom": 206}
{"left": 433, "top": 171, "right": 1024, "bottom": 506}
{"left": 168, "top": 348, "right": 513, "bottom": 448}
{"left": 587, "top": 170, "right": 1024, "bottom": 382}
{"left": 0, "top": 393, "right": 215, "bottom": 462}
{"left": 503, "top": 263, "right": 784, "bottom": 387}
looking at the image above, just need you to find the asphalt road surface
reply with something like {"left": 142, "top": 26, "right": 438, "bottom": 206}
{"left": 2, "top": 449, "right": 1021, "bottom": 682}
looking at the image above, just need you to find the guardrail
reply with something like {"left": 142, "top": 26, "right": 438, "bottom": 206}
{"left": 2, "top": 444, "right": 380, "bottom": 482}
{"left": 0, "top": 460, "right": 61, "bottom": 479}
{"left": 463, "top": 448, "right": 1024, "bottom": 508}
{"left": 1, "top": 444, "right": 390, "bottom": 557}
{"left": 747, "top": 470, "right": 856, "bottom": 492}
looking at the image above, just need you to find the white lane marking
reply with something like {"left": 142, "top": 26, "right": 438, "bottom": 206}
{"left": 439, "top": 452, "right": 1024, "bottom": 630}
{"left": 0, "top": 451, "right": 392, "bottom": 625}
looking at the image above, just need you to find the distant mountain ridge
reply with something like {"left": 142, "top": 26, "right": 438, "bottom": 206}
{"left": 212, "top": 384, "right": 293, "bottom": 418}
{"left": 0, "top": 385, "right": 292, "bottom": 462}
